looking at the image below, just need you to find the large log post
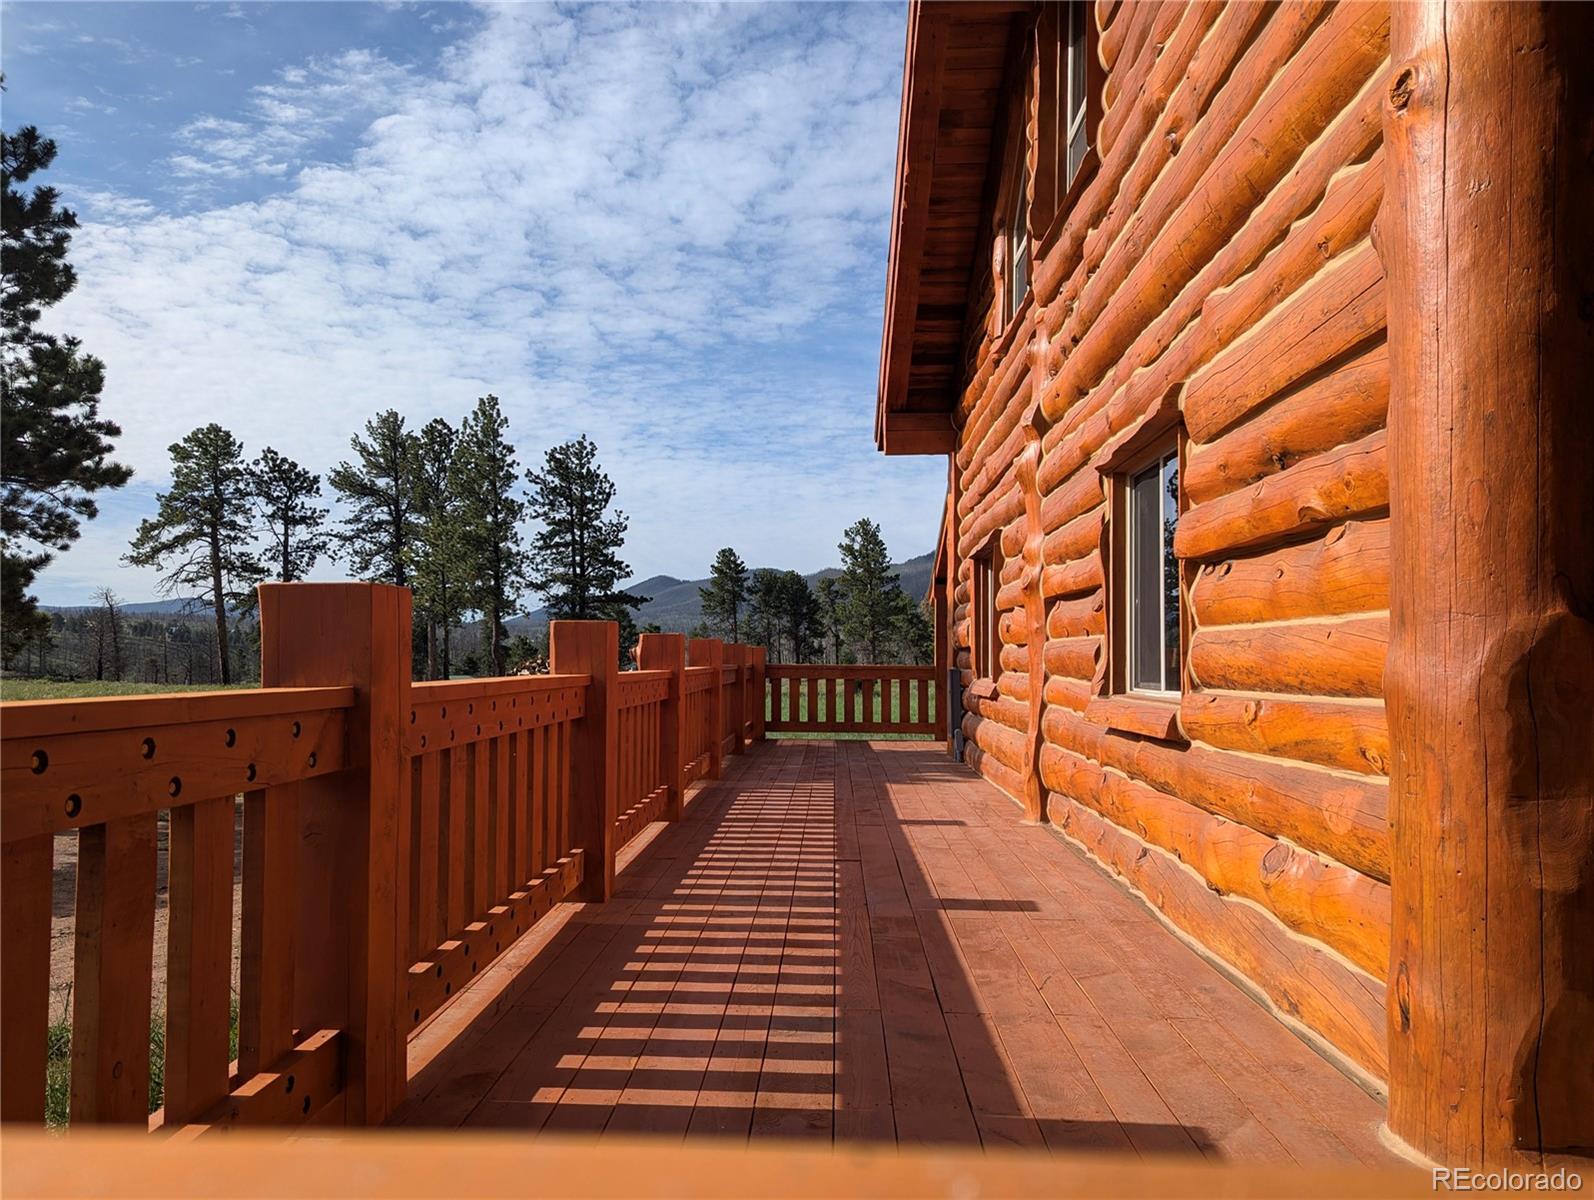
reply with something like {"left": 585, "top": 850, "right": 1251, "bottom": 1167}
{"left": 1382, "top": 0, "right": 1594, "bottom": 1167}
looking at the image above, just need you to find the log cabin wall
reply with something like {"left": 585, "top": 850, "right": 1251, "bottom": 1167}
{"left": 943, "top": 1, "right": 1394, "bottom": 1083}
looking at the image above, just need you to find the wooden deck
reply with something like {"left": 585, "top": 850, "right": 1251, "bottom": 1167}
{"left": 396, "top": 740, "right": 1401, "bottom": 1166}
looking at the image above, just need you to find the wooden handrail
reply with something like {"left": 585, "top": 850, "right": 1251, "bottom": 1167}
{"left": 765, "top": 664, "right": 941, "bottom": 738}
{"left": 0, "top": 583, "right": 779, "bottom": 1132}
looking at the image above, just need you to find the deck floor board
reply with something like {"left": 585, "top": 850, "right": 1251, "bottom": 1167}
{"left": 397, "top": 740, "right": 1400, "bottom": 1165}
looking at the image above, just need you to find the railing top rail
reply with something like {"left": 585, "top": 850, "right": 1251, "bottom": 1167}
{"left": 410, "top": 673, "right": 592, "bottom": 704}
{"left": 765, "top": 664, "right": 936, "bottom": 680}
{"left": 0, "top": 684, "right": 356, "bottom": 740}
{"left": 625, "top": 669, "right": 671, "bottom": 685}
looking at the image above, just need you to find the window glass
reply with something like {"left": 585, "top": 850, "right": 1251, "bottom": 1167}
{"left": 1129, "top": 462, "right": 1162, "bottom": 691}
{"left": 1161, "top": 454, "right": 1180, "bottom": 686}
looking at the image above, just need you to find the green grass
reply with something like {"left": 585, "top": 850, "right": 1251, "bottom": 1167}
{"left": 44, "top": 997, "right": 240, "bottom": 1128}
{"left": 0, "top": 678, "right": 254, "bottom": 701}
{"left": 766, "top": 678, "right": 940, "bottom": 741}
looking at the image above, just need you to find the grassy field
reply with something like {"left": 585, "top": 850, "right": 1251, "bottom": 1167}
{"left": 0, "top": 678, "right": 254, "bottom": 701}
{"left": 766, "top": 679, "right": 940, "bottom": 741}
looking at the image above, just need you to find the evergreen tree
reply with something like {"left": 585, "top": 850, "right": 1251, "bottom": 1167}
{"left": 250, "top": 447, "right": 328, "bottom": 582}
{"left": 698, "top": 547, "right": 749, "bottom": 642}
{"left": 413, "top": 417, "right": 465, "bottom": 679}
{"left": 745, "top": 568, "right": 783, "bottom": 659}
{"left": 525, "top": 434, "right": 646, "bottom": 625}
{"left": 125, "top": 424, "right": 262, "bottom": 684}
{"left": 895, "top": 594, "right": 935, "bottom": 666}
{"left": 836, "top": 517, "right": 900, "bottom": 663}
{"left": 329, "top": 410, "right": 417, "bottom": 587}
{"left": 1, "top": 120, "right": 130, "bottom": 659}
{"left": 453, "top": 395, "right": 527, "bottom": 676}
{"left": 777, "top": 570, "right": 822, "bottom": 662}
{"left": 816, "top": 576, "right": 845, "bottom": 664}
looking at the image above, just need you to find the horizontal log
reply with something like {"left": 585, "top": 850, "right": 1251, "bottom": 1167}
{"left": 1043, "top": 636, "right": 1102, "bottom": 682}
{"left": 1190, "top": 519, "right": 1390, "bottom": 625}
{"left": 1198, "top": 149, "right": 1384, "bottom": 360}
{"left": 1036, "top": 2, "right": 1276, "bottom": 308}
{"left": 1184, "top": 242, "right": 1387, "bottom": 444}
{"left": 1184, "top": 342, "right": 1388, "bottom": 504}
{"left": 1043, "top": 676, "right": 1092, "bottom": 713}
{"left": 1046, "top": 592, "right": 1106, "bottom": 639}
{"left": 1045, "top": 2, "right": 1384, "bottom": 416}
{"left": 998, "top": 609, "right": 1028, "bottom": 647}
{"left": 1043, "top": 705, "right": 1390, "bottom": 879}
{"left": 1189, "top": 616, "right": 1388, "bottom": 699}
{"left": 1040, "top": 550, "right": 1104, "bottom": 600}
{"left": 1038, "top": 466, "right": 1103, "bottom": 534}
{"left": 1047, "top": 794, "right": 1387, "bottom": 1079}
{"left": 1099, "top": 4, "right": 1217, "bottom": 158}
{"left": 1040, "top": 745, "right": 1390, "bottom": 975}
{"left": 965, "top": 740, "right": 1025, "bottom": 806}
{"left": 1173, "top": 431, "right": 1388, "bottom": 561}
{"left": 1181, "top": 691, "right": 1389, "bottom": 777}
{"left": 1042, "top": 508, "right": 1104, "bottom": 570}
{"left": 1036, "top": 69, "right": 1385, "bottom": 498}
{"left": 967, "top": 715, "right": 1026, "bottom": 775}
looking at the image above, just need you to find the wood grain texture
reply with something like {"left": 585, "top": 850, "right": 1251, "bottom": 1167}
{"left": 1381, "top": 0, "right": 1594, "bottom": 1167}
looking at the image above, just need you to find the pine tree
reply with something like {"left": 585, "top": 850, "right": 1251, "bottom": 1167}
{"left": 453, "top": 395, "right": 527, "bottom": 676}
{"left": 250, "top": 447, "right": 328, "bottom": 582}
{"left": 777, "top": 570, "right": 821, "bottom": 662}
{"left": 699, "top": 547, "right": 749, "bottom": 641}
{"left": 329, "top": 410, "right": 418, "bottom": 587}
{"left": 745, "top": 568, "right": 783, "bottom": 659}
{"left": 895, "top": 593, "right": 935, "bottom": 666}
{"left": 816, "top": 576, "right": 845, "bottom": 664}
{"left": 413, "top": 417, "right": 465, "bottom": 679}
{"left": 1, "top": 121, "right": 130, "bottom": 659}
{"left": 525, "top": 435, "right": 646, "bottom": 627}
{"left": 836, "top": 517, "right": 900, "bottom": 664}
{"left": 125, "top": 425, "right": 262, "bottom": 684}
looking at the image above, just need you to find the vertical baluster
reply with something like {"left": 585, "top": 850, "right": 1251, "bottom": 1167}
{"left": 446, "top": 746, "right": 467, "bottom": 932}
{"left": 71, "top": 814, "right": 157, "bottom": 1124}
{"left": 494, "top": 733, "right": 510, "bottom": 903}
{"left": 0, "top": 835, "right": 53, "bottom": 1122}
{"left": 165, "top": 795, "right": 234, "bottom": 1125}
{"left": 239, "top": 787, "right": 295, "bottom": 1079}
{"left": 415, "top": 752, "right": 440, "bottom": 953}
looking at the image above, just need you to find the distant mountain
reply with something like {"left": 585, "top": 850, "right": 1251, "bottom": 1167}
{"left": 503, "top": 551, "right": 935, "bottom": 637}
{"left": 46, "top": 551, "right": 936, "bottom": 636}
{"left": 42, "top": 598, "right": 211, "bottom": 616}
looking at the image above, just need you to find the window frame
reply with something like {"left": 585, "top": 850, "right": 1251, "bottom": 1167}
{"left": 1108, "top": 431, "right": 1185, "bottom": 703}
{"left": 971, "top": 537, "right": 1002, "bottom": 682}
{"left": 1033, "top": 0, "right": 1105, "bottom": 254}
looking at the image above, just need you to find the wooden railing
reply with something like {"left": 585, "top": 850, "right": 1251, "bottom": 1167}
{"left": 1, "top": 685, "right": 358, "bottom": 1129}
{"left": 764, "top": 664, "right": 942, "bottom": 738}
{"left": 0, "top": 584, "right": 774, "bottom": 1132}
{"left": 402, "top": 673, "right": 587, "bottom": 1034}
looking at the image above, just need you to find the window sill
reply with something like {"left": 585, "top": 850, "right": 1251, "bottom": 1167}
{"left": 1084, "top": 694, "right": 1185, "bottom": 743}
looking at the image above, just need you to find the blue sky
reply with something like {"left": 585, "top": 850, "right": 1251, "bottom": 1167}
{"left": 3, "top": 1, "right": 945, "bottom": 606}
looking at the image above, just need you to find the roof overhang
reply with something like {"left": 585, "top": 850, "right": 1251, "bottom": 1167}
{"left": 875, "top": 1, "right": 1028, "bottom": 456}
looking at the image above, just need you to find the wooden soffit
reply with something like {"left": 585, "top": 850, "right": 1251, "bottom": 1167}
{"left": 875, "top": 0, "right": 1029, "bottom": 456}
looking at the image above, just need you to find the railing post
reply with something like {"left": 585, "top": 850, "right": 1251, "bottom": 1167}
{"left": 688, "top": 637, "right": 723, "bottom": 780}
{"left": 750, "top": 646, "right": 767, "bottom": 742}
{"left": 638, "top": 632, "right": 686, "bottom": 822}
{"left": 257, "top": 581, "right": 409, "bottom": 1125}
{"left": 726, "top": 644, "right": 745, "bottom": 757}
{"left": 551, "top": 620, "right": 618, "bottom": 902}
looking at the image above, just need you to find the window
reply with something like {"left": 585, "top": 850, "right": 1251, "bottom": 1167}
{"left": 972, "top": 541, "right": 1000, "bottom": 680}
{"left": 1113, "top": 441, "right": 1181, "bottom": 696}
{"left": 1003, "top": 162, "right": 1029, "bottom": 328}
{"left": 1032, "top": 1, "right": 1100, "bottom": 238}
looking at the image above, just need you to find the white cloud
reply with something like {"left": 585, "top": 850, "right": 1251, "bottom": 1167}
{"left": 40, "top": 3, "right": 944, "bottom": 605}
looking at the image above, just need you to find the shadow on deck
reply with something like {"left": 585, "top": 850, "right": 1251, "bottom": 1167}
{"left": 394, "top": 741, "right": 1398, "bottom": 1167}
